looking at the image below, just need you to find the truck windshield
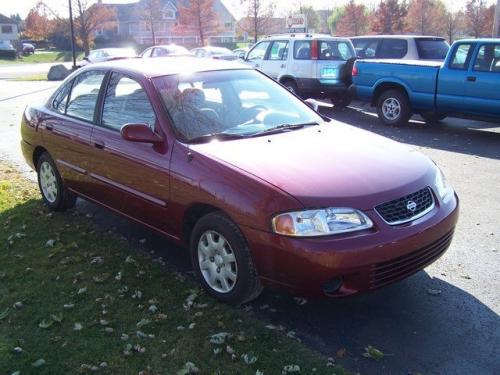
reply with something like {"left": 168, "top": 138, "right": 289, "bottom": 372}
{"left": 416, "top": 39, "right": 449, "bottom": 60}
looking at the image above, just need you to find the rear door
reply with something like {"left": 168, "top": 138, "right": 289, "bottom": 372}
{"left": 40, "top": 70, "right": 106, "bottom": 196}
{"left": 88, "top": 72, "right": 173, "bottom": 233}
{"left": 463, "top": 43, "right": 500, "bottom": 117}
{"left": 436, "top": 42, "right": 474, "bottom": 113}
{"left": 291, "top": 40, "right": 314, "bottom": 81}
{"left": 261, "top": 40, "right": 288, "bottom": 79}
{"left": 315, "top": 39, "right": 355, "bottom": 84}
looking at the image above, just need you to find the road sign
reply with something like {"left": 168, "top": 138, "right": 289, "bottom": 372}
{"left": 286, "top": 14, "right": 307, "bottom": 30}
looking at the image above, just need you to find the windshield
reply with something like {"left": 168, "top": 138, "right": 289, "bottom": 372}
{"left": 153, "top": 69, "right": 322, "bottom": 142}
{"left": 415, "top": 39, "right": 449, "bottom": 60}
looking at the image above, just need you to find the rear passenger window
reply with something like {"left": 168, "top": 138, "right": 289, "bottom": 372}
{"left": 268, "top": 41, "right": 288, "bottom": 60}
{"left": 319, "top": 41, "right": 354, "bottom": 60}
{"left": 294, "top": 41, "right": 311, "bottom": 60}
{"left": 102, "top": 73, "right": 156, "bottom": 131}
{"left": 450, "top": 43, "right": 472, "bottom": 70}
{"left": 473, "top": 44, "right": 500, "bottom": 72}
{"left": 66, "top": 71, "right": 106, "bottom": 122}
{"left": 351, "top": 38, "right": 380, "bottom": 58}
{"left": 378, "top": 39, "right": 407, "bottom": 59}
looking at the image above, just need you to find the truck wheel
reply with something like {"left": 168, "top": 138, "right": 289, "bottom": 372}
{"left": 36, "top": 152, "right": 76, "bottom": 211}
{"left": 190, "top": 212, "right": 263, "bottom": 305}
{"left": 377, "top": 89, "right": 412, "bottom": 126}
{"left": 421, "top": 112, "right": 446, "bottom": 123}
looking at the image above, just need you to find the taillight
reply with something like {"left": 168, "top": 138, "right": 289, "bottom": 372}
{"left": 311, "top": 40, "right": 318, "bottom": 60}
{"left": 352, "top": 63, "right": 358, "bottom": 77}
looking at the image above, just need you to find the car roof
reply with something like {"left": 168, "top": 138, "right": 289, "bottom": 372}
{"left": 350, "top": 35, "right": 445, "bottom": 40}
{"left": 454, "top": 38, "right": 500, "bottom": 43}
{"left": 264, "top": 33, "right": 349, "bottom": 41}
{"left": 82, "top": 56, "right": 250, "bottom": 78}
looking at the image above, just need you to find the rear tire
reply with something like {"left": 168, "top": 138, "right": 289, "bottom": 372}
{"left": 376, "top": 89, "right": 412, "bottom": 126}
{"left": 190, "top": 212, "right": 262, "bottom": 305}
{"left": 36, "top": 152, "right": 76, "bottom": 211}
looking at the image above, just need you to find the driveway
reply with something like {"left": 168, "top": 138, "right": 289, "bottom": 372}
{"left": 1, "top": 81, "right": 499, "bottom": 375}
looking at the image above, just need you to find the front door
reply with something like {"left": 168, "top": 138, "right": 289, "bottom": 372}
{"left": 245, "top": 41, "right": 271, "bottom": 71}
{"left": 463, "top": 43, "right": 500, "bottom": 117}
{"left": 88, "top": 72, "right": 173, "bottom": 234}
{"left": 261, "top": 40, "right": 289, "bottom": 79}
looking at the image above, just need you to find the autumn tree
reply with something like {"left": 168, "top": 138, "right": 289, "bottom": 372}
{"left": 465, "top": 0, "right": 494, "bottom": 38}
{"left": 240, "top": 0, "right": 275, "bottom": 43}
{"left": 445, "top": 10, "right": 465, "bottom": 43}
{"left": 328, "top": 6, "right": 346, "bottom": 34}
{"left": 175, "top": 0, "right": 219, "bottom": 46}
{"left": 335, "top": 0, "right": 370, "bottom": 36}
{"left": 24, "top": 2, "right": 54, "bottom": 41}
{"left": 73, "top": 0, "right": 116, "bottom": 56}
{"left": 405, "top": 0, "right": 446, "bottom": 36}
{"left": 140, "top": 0, "right": 164, "bottom": 45}
{"left": 371, "top": 0, "right": 408, "bottom": 34}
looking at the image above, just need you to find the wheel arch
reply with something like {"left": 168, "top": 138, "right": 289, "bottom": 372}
{"left": 182, "top": 203, "right": 227, "bottom": 245}
{"left": 33, "top": 146, "right": 48, "bottom": 168}
{"left": 372, "top": 81, "right": 410, "bottom": 107}
{"left": 278, "top": 75, "right": 297, "bottom": 86}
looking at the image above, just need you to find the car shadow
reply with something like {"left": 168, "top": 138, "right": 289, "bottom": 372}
{"left": 325, "top": 103, "right": 500, "bottom": 161}
{"left": 77, "top": 199, "right": 500, "bottom": 375}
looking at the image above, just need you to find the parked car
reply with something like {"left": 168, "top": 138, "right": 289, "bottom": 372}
{"left": 80, "top": 48, "right": 137, "bottom": 66}
{"left": 233, "top": 47, "right": 249, "bottom": 59}
{"left": 22, "top": 42, "right": 35, "bottom": 55}
{"left": 0, "top": 40, "right": 16, "bottom": 59}
{"left": 351, "top": 36, "right": 449, "bottom": 61}
{"left": 243, "top": 33, "right": 357, "bottom": 107}
{"left": 191, "top": 46, "right": 238, "bottom": 60}
{"left": 351, "top": 39, "right": 500, "bottom": 126}
{"left": 141, "top": 44, "right": 192, "bottom": 58}
{"left": 21, "top": 57, "right": 459, "bottom": 304}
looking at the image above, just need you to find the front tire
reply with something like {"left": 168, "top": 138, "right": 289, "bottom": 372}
{"left": 190, "top": 212, "right": 262, "bottom": 305}
{"left": 282, "top": 80, "right": 300, "bottom": 97}
{"left": 36, "top": 152, "right": 76, "bottom": 211}
{"left": 376, "top": 89, "right": 412, "bottom": 126}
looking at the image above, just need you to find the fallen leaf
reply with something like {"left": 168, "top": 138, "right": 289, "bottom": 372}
{"left": 45, "top": 239, "right": 55, "bottom": 247}
{"left": 39, "top": 319, "right": 54, "bottom": 329}
{"left": 336, "top": 348, "right": 347, "bottom": 358}
{"left": 210, "top": 332, "right": 232, "bottom": 344}
{"left": 136, "top": 318, "right": 151, "bottom": 328}
{"left": 32, "top": 358, "right": 46, "bottom": 367}
{"left": 51, "top": 313, "right": 63, "bottom": 323}
{"left": 363, "top": 345, "right": 384, "bottom": 361}
{"left": 282, "top": 364, "right": 300, "bottom": 373}
{"left": 427, "top": 288, "right": 442, "bottom": 296}
{"left": 177, "top": 362, "right": 199, "bottom": 374}
{"left": 242, "top": 352, "right": 258, "bottom": 365}
{"left": 73, "top": 322, "right": 83, "bottom": 331}
{"left": 0, "top": 308, "right": 9, "bottom": 320}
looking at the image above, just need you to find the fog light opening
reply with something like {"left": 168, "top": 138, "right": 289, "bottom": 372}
{"left": 323, "top": 277, "right": 343, "bottom": 295}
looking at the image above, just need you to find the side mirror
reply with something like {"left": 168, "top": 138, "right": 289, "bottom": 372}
{"left": 121, "top": 123, "right": 163, "bottom": 144}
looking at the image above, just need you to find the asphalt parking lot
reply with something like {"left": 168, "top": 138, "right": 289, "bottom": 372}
{"left": 0, "top": 80, "right": 499, "bottom": 375}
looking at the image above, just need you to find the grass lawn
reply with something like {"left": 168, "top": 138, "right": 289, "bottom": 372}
{"left": 0, "top": 162, "right": 349, "bottom": 375}
{"left": 0, "top": 50, "right": 84, "bottom": 65}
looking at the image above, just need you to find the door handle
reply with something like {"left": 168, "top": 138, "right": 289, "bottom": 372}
{"left": 93, "top": 140, "right": 105, "bottom": 149}
{"left": 45, "top": 124, "right": 53, "bottom": 131}
{"left": 466, "top": 76, "right": 476, "bottom": 82}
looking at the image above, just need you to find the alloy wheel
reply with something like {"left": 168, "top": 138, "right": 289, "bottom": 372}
{"left": 382, "top": 97, "right": 401, "bottom": 121}
{"left": 39, "top": 161, "right": 58, "bottom": 203}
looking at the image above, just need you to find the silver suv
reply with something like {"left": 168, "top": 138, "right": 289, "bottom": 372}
{"left": 243, "top": 34, "right": 356, "bottom": 107}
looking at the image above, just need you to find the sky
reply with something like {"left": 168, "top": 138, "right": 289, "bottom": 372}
{"left": 0, "top": 0, "right": 494, "bottom": 20}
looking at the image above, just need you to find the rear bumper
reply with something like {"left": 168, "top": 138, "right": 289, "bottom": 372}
{"left": 241, "top": 193, "right": 459, "bottom": 298}
{"left": 296, "top": 78, "right": 350, "bottom": 98}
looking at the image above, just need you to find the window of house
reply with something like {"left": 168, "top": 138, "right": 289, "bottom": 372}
{"left": 66, "top": 71, "right": 106, "bottom": 122}
{"left": 163, "top": 9, "right": 175, "bottom": 20}
{"left": 1, "top": 25, "right": 13, "bottom": 34}
{"left": 102, "top": 73, "right": 156, "bottom": 131}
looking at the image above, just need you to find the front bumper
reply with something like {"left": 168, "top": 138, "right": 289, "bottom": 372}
{"left": 241, "top": 193, "right": 459, "bottom": 298}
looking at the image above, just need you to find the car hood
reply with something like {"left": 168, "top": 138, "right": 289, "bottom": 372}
{"left": 190, "top": 122, "right": 435, "bottom": 210}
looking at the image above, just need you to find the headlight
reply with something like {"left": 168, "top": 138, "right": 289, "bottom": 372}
{"left": 434, "top": 166, "right": 454, "bottom": 204}
{"left": 272, "top": 207, "right": 373, "bottom": 237}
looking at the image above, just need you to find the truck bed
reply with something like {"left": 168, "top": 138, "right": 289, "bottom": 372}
{"left": 354, "top": 59, "right": 442, "bottom": 111}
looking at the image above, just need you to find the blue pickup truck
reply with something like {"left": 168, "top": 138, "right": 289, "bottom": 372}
{"left": 351, "top": 39, "right": 500, "bottom": 126}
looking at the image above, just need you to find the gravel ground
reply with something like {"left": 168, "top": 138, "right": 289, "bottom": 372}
{"left": 1, "top": 80, "right": 499, "bottom": 375}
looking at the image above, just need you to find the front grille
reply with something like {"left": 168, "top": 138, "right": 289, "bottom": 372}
{"left": 375, "top": 187, "right": 434, "bottom": 225}
{"left": 369, "top": 229, "right": 454, "bottom": 289}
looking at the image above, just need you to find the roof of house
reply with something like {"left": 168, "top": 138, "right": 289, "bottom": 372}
{"left": 0, "top": 13, "right": 17, "bottom": 24}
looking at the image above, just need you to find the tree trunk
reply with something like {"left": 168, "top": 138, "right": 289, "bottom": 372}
{"left": 493, "top": 0, "right": 500, "bottom": 37}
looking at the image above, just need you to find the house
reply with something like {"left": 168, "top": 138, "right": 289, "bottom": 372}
{"left": 98, "top": 0, "right": 236, "bottom": 47}
{"left": 0, "top": 13, "right": 18, "bottom": 43}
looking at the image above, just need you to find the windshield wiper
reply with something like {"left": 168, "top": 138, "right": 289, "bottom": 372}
{"left": 249, "top": 122, "right": 319, "bottom": 137}
{"left": 188, "top": 132, "right": 246, "bottom": 144}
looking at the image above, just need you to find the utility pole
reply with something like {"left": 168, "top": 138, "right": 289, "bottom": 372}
{"left": 68, "top": 0, "right": 77, "bottom": 70}
{"left": 494, "top": 0, "right": 500, "bottom": 37}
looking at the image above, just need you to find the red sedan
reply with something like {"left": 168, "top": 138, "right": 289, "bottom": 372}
{"left": 20, "top": 57, "right": 459, "bottom": 304}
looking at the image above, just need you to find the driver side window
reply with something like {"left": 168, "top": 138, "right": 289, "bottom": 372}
{"left": 247, "top": 41, "right": 270, "bottom": 61}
